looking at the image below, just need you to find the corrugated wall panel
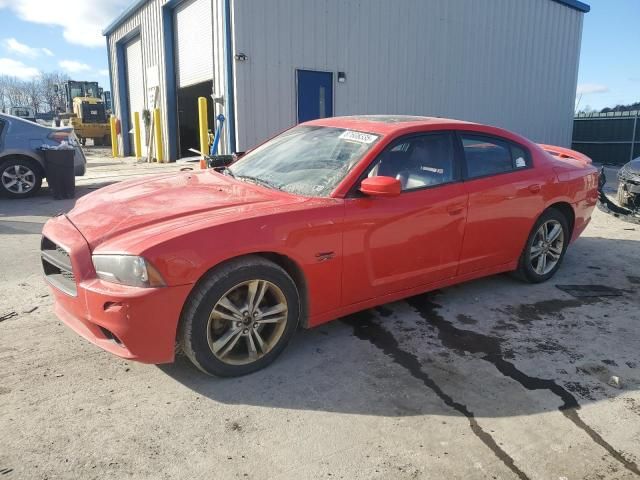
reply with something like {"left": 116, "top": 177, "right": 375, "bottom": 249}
{"left": 106, "top": 0, "right": 228, "bottom": 159}
{"left": 107, "top": 0, "right": 168, "bottom": 157}
{"left": 231, "top": 0, "right": 584, "bottom": 150}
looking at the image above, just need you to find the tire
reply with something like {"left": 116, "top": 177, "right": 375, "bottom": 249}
{"left": 0, "top": 157, "right": 43, "bottom": 199}
{"left": 515, "top": 208, "right": 569, "bottom": 283}
{"left": 180, "top": 256, "right": 300, "bottom": 377}
{"left": 93, "top": 137, "right": 103, "bottom": 146}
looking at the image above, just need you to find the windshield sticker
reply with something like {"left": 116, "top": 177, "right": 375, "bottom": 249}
{"left": 515, "top": 157, "right": 526, "bottom": 168}
{"left": 339, "top": 130, "right": 379, "bottom": 144}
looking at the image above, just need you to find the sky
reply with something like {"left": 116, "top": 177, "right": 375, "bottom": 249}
{"left": 0, "top": 0, "right": 638, "bottom": 112}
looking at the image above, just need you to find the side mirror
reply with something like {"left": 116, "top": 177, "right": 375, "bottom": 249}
{"left": 360, "top": 176, "right": 401, "bottom": 198}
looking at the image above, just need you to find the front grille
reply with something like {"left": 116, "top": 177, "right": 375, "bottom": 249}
{"left": 41, "top": 236, "right": 77, "bottom": 296}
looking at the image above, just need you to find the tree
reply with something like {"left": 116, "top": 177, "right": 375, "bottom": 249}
{"left": 600, "top": 102, "right": 640, "bottom": 113}
{"left": 0, "top": 71, "right": 72, "bottom": 114}
{"left": 40, "top": 72, "right": 70, "bottom": 113}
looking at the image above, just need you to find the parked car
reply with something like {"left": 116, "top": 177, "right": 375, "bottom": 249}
{"left": 0, "top": 113, "right": 86, "bottom": 198}
{"left": 41, "top": 115, "right": 599, "bottom": 377}
{"left": 617, "top": 157, "right": 640, "bottom": 212}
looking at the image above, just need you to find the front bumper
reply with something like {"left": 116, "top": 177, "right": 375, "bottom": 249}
{"left": 42, "top": 215, "right": 192, "bottom": 364}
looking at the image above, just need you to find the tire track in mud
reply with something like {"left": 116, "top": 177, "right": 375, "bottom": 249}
{"left": 344, "top": 311, "right": 531, "bottom": 480}
{"left": 405, "top": 293, "right": 640, "bottom": 477}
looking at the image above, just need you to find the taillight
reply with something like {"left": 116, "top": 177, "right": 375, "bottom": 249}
{"left": 48, "top": 131, "right": 71, "bottom": 143}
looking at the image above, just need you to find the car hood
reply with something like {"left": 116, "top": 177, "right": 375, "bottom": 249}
{"left": 66, "top": 170, "right": 300, "bottom": 250}
{"left": 621, "top": 158, "right": 640, "bottom": 177}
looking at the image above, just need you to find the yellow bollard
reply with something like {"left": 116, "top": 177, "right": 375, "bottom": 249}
{"left": 198, "top": 97, "right": 208, "bottom": 158}
{"left": 153, "top": 108, "right": 163, "bottom": 163}
{"left": 133, "top": 111, "right": 142, "bottom": 158}
{"left": 109, "top": 115, "right": 118, "bottom": 157}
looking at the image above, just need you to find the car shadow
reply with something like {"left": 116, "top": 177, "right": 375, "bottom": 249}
{"left": 159, "top": 234, "right": 640, "bottom": 422}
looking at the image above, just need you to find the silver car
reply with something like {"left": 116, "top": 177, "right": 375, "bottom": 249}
{"left": 0, "top": 113, "right": 87, "bottom": 198}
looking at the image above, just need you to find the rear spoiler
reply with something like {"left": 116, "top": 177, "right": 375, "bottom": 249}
{"left": 537, "top": 144, "right": 592, "bottom": 165}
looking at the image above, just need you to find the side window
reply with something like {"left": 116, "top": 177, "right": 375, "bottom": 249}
{"left": 461, "top": 134, "right": 531, "bottom": 179}
{"left": 367, "top": 133, "right": 455, "bottom": 191}
{"left": 511, "top": 144, "right": 530, "bottom": 169}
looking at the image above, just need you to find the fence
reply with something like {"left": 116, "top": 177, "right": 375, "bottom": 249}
{"left": 572, "top": 110, "right": 640, "bottom": 166}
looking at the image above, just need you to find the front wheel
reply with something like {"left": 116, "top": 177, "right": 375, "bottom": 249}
{"left": 180, "top": 256, "right": 300, "bottom": 377}
{"left": 515, "top": 208, "right": 569, "bottom": 283}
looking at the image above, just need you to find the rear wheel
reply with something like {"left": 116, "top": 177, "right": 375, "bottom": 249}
{"left": 180, "top": 256, "right": 300, "bottom": 377}
{"left": 0, "top": 158, "right": 42, "bottom": 199}
{"left": 515, "top": 208, "right": 569, "bottom": 283}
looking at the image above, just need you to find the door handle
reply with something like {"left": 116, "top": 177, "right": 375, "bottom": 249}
{"left": 447, "top": 205, "right": 464, "bottom": 216}
{"left": 528, "top": 184, "right": 541, "bottom": 193}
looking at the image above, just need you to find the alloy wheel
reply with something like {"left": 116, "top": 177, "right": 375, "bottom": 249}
{"left": 2, "top": 165, "right": 36, "bottom": 194}
{"left": 530, "top": 219, "right": 564, "bottom": 275}
{"left": 206, "top": 279, "right": 288, "bottom": 365}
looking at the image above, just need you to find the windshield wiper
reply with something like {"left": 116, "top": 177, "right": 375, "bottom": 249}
{"left": 234, "top": 175, "right": 281, "bottom": 190}
{"left": 219, "top": 166, "right": 235, "bottom": 178}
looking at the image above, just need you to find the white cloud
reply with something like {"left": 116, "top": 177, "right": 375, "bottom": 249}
{"left": 3, "top": 37, "right": 53, "bottom": 58}
{"left": 577, "top": 83, "right": 609, "bottom": 95}
{"left": 0, "top": 57, "right": 40, "bottom": 79}
{"left": 0, "top": 0, "right": 130, "bottom": 48}
{"left": 98, "top": 68, "right": 110, "bottom": 77}
{"left": 59, "top": 59, "right": 91, "bottom": 73}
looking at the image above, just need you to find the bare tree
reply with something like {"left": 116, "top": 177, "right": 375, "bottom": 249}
{"left": 4, "top": 77, "right": 29, "bottom": 108}
{"left": 0, "top": 76, "right": 7, "bottom": 112}
{"left": 40, "top": 72, "right": 70, "bottom": 113}
{"left": 25, "top": 79, "right": 44, "bottom": 114}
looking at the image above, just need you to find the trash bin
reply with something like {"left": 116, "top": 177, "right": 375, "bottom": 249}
{"left": 42, "top": 148, "right": 75, "bottom": 199}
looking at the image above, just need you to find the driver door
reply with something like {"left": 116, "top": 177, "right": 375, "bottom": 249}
{"left": 341, "top": 132, "right": 468, "bottom": 305}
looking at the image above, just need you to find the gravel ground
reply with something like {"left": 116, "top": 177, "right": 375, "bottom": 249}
{"left": 0, "top": 150, "right": 638, "bottom": 479}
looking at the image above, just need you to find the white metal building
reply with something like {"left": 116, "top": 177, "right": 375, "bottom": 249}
{"left": 104, "top": 0, "right": 590, "bottom": 161}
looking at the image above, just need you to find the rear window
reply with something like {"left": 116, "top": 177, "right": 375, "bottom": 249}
{"left": 461, "top": 134, "right": 531, "bottom": 179}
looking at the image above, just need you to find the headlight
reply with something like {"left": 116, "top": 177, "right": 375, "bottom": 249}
{"left": 92, "top": 255, "right": 166, "bottom": 287}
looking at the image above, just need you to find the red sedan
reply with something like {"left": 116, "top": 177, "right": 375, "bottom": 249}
{"left": 41, "top": 116, "right": 599, "bottom": 376}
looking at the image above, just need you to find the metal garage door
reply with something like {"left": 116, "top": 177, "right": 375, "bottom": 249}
{"left": 125, "top": 37, "right": 144, "bottom": 144}
{"left": 174, "top": 0, "right": 213, "bottom": 87}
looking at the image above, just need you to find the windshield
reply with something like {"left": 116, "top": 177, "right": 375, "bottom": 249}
{"left": 228, "top": 126, "right": 380, "bottom": 197}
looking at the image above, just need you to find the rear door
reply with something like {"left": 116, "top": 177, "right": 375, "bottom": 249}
{"left": 456, "top": 133, "right": 544, "bottom": 274}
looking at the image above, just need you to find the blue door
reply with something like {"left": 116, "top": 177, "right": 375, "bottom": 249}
{"left": 297, "top": 70, "right": 333, "bottom": 123}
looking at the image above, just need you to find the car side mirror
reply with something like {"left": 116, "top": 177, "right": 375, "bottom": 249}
{"left": 360, "top": 176, "right": 401, "bottom": 198}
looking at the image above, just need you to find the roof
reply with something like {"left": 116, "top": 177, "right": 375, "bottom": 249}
{"left": 305, "top": 115, "right": 479, "bottom": 135}
{"left": 103, "top": 0, "right": 590, "bottom": 37}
